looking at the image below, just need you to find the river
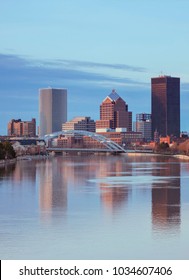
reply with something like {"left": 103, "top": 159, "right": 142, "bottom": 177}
{"left": 0, "top": 154, "right": 189, "bottom": 259}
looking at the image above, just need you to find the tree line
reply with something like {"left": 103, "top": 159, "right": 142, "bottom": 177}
{"left": 0, "top": 142, "right": 16, "bottom": 160}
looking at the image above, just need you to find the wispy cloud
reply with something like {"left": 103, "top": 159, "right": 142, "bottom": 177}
{"left": 0, "top": 53, "right": 148, "bottom": 134}
{"left": 0, "top": 53, "right": 147, "bottom": 85}
{"left": 38, "top": 58, "right": 147, "bottom": 73}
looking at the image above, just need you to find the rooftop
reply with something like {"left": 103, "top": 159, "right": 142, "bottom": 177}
{"left": 103, "top": 89, "right": 120, "bottom": 102}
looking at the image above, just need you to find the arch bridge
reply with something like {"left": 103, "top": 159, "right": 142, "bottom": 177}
{"left": 44, "top": 130, "right": 126, "bottom": 154}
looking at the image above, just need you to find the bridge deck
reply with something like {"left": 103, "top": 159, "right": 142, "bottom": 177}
{"left": 47, "top": 147, "right": 125, "bottom": 153}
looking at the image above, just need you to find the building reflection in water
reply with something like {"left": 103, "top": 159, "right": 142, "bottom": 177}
{"left": 38, "top": 155, "right": 132, "bottom": 218}
{"left": 9, "top": 161, "right": 36, "bottom": 184}
{"left": 38, "top": 157, "right": 68, "bottom": 220}
{"left": 38, "top": 156, "right": 102, "bottom": 218}
{"left": 97, "top": 157, "right": 131, "bottom": 213}
{"left": 152, "top": 159, "right": 180, "bottom": 232}
{"left": 0, "top": 163, "right": 16, "bottom": 180}
{"left": 37, "top": 155, "right": 181, "bottom": 230}
{"left": 62, "top": 156, "right": 99, "bottom": 187}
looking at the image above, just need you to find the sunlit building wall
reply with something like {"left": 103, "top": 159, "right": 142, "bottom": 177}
{"left": 7, "top": 118, "right": 36, "bottom": 137}
{"left": 96, "top": 89, "right": 132, "bottom": 131}
{"left": 62, "top": 116, "right": 96, "bottom": 132}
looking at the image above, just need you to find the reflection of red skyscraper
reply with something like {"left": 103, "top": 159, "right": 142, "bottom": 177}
{"left": 96, "top": 90, "right": 132, "bottom": 131}
{"left": 152, "top": 161, "right": 180, "bottom": 230}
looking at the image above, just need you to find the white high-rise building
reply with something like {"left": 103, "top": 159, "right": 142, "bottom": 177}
{"left": 39, "top": 88, "right": 67, "bottom": 136}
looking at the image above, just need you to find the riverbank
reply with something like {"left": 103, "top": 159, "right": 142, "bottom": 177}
{"left": 126, "top": 152, "right": 189, "bottom": 160}
{"left": 16, "top": 154, "right": 50, "bottom": 161}
{"left": 173, "top": 154, "right": 189, "bottom": 160}
{"left": 126, "top": 152, "right": 169, "bottom": 157}
{"left": 0, "top": 158, "right": 17, "bottom": 167}
{"left": 0, "top": 154, "right": 49, "bottom": 167}
{"left": 127, "top": 152, "right": 156, "bottom": 156}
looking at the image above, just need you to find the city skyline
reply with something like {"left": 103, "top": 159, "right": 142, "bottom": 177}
{"left": 0, "top": 0, "right": 189, "bottom": 134}
{"left": 2, "top": 76, "right": 183, "bottom": 137}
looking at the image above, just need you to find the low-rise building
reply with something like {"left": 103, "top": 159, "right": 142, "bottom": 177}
{"left": 62, "top": 116, "right": 96, "bottom": 132}
{"left": 133, "top": 113, "right": 152, "bottom": 141}
{"left": 97, "top": 131, "right": 143, "bottom": 146}
{"left": 8, "top": 118, "right": 36, "bottom": 137}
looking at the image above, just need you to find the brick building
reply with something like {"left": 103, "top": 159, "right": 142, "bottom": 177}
{"left": 8, "top": 118, "right": 36, "bottom": 137}
{"left": 96, "top": 90, "right": 132, "bottom": 131}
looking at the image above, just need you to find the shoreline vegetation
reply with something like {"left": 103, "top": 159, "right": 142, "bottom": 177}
{"left": 0, "top": 141, "right": 16, "bottom": 166}
{"left": 0, "top": 154, "right": 50, "bottom": 167}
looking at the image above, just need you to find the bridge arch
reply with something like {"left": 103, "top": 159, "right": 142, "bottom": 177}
{"left": 44, "top": 130, "right": 126, "bottom": 153}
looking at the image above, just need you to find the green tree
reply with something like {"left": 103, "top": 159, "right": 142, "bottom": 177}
{"left": 0, "top": 143, "right": 5, "bottom": 159}
{"left": 0, "top": 141, "right": 16, "bottom": 160}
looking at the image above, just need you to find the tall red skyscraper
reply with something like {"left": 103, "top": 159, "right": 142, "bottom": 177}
{"left": 96, "top": 90, "right": 132, "bottom": 131}
{"left": 151, "top": 76, "right": 180, "bottom": 138}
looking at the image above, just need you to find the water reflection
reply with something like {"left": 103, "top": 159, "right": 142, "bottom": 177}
{"left": 0, "top": 155, "right": 188, "bottom": 259}
{"left": 37, "top": 155, "right": 181, "bottom": 228}
{"left": 151, "top": 159, "right": 180, "bottom": 232}
{"left": 14, "top": 161, "right": 36, "bottom": 183}
{"left": 0, "top": 155, "right": 181, "bottom": 232}
{"left": 37, "top": 158, "right": 68, "bottom": 219}
{"left": 37, "top": 156, "right": 132, "bottom": 217}
{"left": 0, "top": 163, "right": 16, "bottom": 179}
{"left": 97, "top": 157, "right": 131, "bottom": 212}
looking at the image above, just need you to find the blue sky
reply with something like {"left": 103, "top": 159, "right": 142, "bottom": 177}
{"left": 0, "top": 0, "right": 189, "bottom": 134}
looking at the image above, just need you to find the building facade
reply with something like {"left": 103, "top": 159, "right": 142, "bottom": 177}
{"left": 39, "top": 88, "right": 67, "bottom": 136}
{"left": 134, "top": 113, "right": 152, "bottom": 141}
{"left": 62, "top": 116, "right": 96, "bottom": 132}
{"left": 151, "top": 76, "right": 180, "bottom": 138}
{"left": 8, "top": 118, "right": 36, "bottom": 137}
{"left": 49, "top": 131, "right": 143, "bottom": 149}
{"left": 96, "top": 90, "right": 132, "bottom": 132}
{"left": 97, "top": 131, "right": 143, "bottom": 146}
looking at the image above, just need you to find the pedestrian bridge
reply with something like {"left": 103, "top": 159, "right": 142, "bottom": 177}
{"left": 44, "top": 130, "right": 126, "bottom": 153}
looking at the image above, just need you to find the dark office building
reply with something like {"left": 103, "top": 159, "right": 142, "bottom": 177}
{"left": 151, "top": 76, "right": 180, "bottom": 138}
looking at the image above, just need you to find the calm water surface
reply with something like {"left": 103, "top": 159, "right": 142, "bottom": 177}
{"left": 0, "top": 154, "right": 189, "bottom": 259}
